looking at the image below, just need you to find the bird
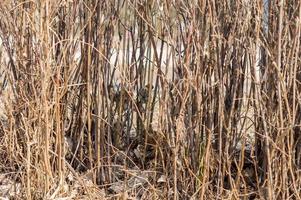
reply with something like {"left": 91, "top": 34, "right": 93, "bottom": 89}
{"left": 137, "top": 84, "right": 153, "bottom": 104}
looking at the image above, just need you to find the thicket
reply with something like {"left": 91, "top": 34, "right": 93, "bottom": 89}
{"left": 0, "top": 0, "right": 300, "bottom": 199}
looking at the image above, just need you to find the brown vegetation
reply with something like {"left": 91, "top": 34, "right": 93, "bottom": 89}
{"left": 0, "top": 0, "right": 301, "bottom": 199}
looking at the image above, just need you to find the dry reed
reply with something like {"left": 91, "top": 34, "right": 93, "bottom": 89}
{"left": 0, "top": 0, "right": 300, "bottom": 199}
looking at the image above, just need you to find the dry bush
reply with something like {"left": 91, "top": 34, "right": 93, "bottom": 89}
{"left": 0, "top": 0, "right": 300, "bottom": 199}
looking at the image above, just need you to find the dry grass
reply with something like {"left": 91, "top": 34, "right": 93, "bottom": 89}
{"left": 0, "top": 0, "right": 301, "bottom": 199}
